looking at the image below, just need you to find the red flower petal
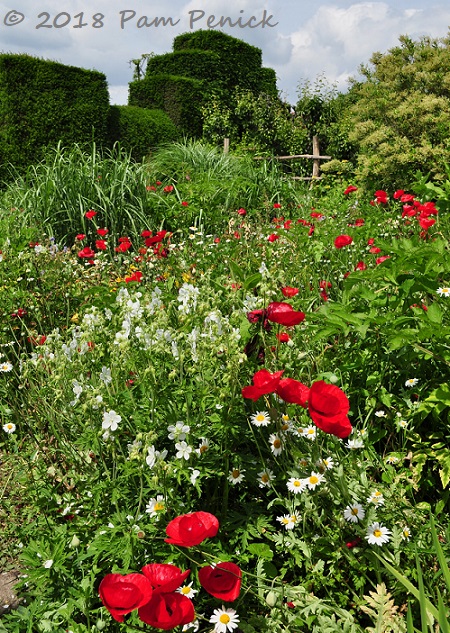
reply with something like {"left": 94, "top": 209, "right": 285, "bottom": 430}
{"left": 276, "top": 378, "right": 309, "bottom": 408}
{"left": 99, "top": 573, "right": 153, "bottom": 623}
{"left": 198, "top": 562, "right": 242, "bottom": 601}
{"left": 165, "top": 511, "right": 219, "bottom": 547}
{"left": 308, "top": 381, "right": 352, "bottom": 438}
{"left": 138, "top": 592, "right": 195, "bottom": 630}
{"left": 141, "top": 564, "right": 190, "bottom": 594}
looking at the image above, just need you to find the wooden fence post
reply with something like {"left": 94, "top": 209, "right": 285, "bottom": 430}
{"left": 312, "top": 136, "right": 320, "bottom": 179}
{"left": 223, "top": 138, "right": 229, "bottom": 154}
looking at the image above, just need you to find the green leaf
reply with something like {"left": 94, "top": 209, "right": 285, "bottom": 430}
{"left": 426, "top": 302, "right": 443, "bottom": 325}
{"left": 247, "top": 543, "right": 273, "bottom": 560}
{"left": 243, "top": 273, "right": 262, "bottom": 290}
{"left": 229, "top": 260, "right": 245, "bottom": 281}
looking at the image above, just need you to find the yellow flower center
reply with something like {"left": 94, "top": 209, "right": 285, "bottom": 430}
{"left": 181, "top": 586, "right": 191, "bottom": 595}
{"left": 307, "top": 429, "right": 315, "bottom": 435}
{"left": 273, "top": 439, "right": 281, "bottom": 449}
{"left": 154, "top": 502, "right": 164, "bottom": 512}
{"left": 261, "top": 473, "right": 269, "bottom": 483}
{"left": 219, "top": 614, "right": 231, "bottom": 624}
{"left": 232, "top": 469, "right": 240, "bottom": 478}
{"left": 256, "top": 414, "right": 265, "bottom": 422}
{"left": 309, "top": 476, "right": 318, "bottom": 485}
{"left": 281, "top": 423, "right": 289, "bottom": 431}
{"left": 199, "top": 445, "right": 208, "bottom": 454}
{"left": 290, "top": 515, "right": 298, "bottom": 522}
{"left": 293, "top": 480, "right": 301, "bottom": 487}
{"left": 351, "top": 507, "right": 359, "bottom": 515}
{"left": 373, "top": 529, "right": 382, "bottom": 538}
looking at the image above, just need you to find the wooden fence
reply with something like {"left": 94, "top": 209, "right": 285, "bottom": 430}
{"left": 224, "top": 135, "right": 331, "bottom": 181}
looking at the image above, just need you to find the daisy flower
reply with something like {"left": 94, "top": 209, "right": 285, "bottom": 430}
{"left": 343, "top": 503, "right": 365, "bottom": 523}
{"left": 366, "top": 522, "right": 391, "bottom": 546}
{"left": 176, "top": 581, "right": 198, "bottom": 599}
{"left": 2, "top": 422, "right": 16, "bottom": 434}
{"left": 209, "top": 606, "right": 240, "bottom": 633}
{"left": 280, "top": 418, "right": 293, "bottom": 433}
{"left": 367, "top": 490, "right": 385, "bottom": 506}
{"left": 385, "top": 455, "right": 399, "bottom": 465}
{"left": 437, "top": 287, "right": 450, "bottom": 297}
{"left": 257, "top": 469, "right": 274, "bottom": 488}
{"left": 405, "top": 378, "right": 419, "bottom": 388}
{"left": 250, "top": 411, "right": 271, "bottom": 427}
{"left": 0, "top": 361, "right": 13, "bottom": 372}
{"left": 401, "top": 526, "right": 411, "bottom": 540}
{"left": 195, "top": 437, "right": 210, "bottom": 455}
{"left": 346, "top": 437, "right": 364, "bottom": 449}
{"left": 145, "top": 495, "right": 165, "bottom": 518}
{"left": 316, "top": 456, "right": 334, "bottom": 471}
{"left": 286, "top": 477, "right": 307, "bottom": 494}
{"left": 397, "top": 419, "right": 408, "bottom": 429}
{"left": 277, "top": 512, "right": 301, "bottom": 530}
{"left": 268, "top": 433, "right": 283, "bottom": 455}
{"left": 374, "top": 410, "right": 387, "bottom": 418}
{"left": 305, "top": 472, "right": 324, "bottom": 490}
{"left": 228, "top": 468, "right": 245, "bottom": 485}
{"left": 303, "top": 426, "right": 317, "bottom": 440}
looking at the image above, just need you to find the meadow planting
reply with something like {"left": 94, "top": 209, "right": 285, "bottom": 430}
{"left": 0, "top": 142, "right": 449, "bottom": 633}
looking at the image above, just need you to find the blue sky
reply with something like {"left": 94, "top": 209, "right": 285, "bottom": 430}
{"left": 0, "top": 0, "right": 449, "bottom": 105}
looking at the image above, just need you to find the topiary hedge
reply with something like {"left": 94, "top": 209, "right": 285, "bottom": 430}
{"left": 107, "top": 105, "right": 180, "bottom": 161}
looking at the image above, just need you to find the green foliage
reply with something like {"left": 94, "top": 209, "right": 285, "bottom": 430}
{"left": 346, "top": 33, "right": 450, "bottom": 192}
{"left": 107, "top": 106, "right": 180, "bottom": 161}
{"left": 0, "top": 54, "right": 109, "bottom": 183}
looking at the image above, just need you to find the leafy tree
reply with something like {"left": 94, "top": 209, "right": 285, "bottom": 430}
{"left": 347, "top": 32, "right": 450, "bottom": 192}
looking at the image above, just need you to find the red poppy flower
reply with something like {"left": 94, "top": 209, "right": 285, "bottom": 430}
{"left": 355, "top": 261, "right": 367, "bottom": 271}
{"left": 418, "top": 216, "right": 435, "bottom": 230}
{"left": 281, "top": 286, "right": 299, "bottom": 298}
{"left": 400, "top": 193, "right": 415, "bottom": 203}
{"left": 320, "top": 290, "right": 329, "bottom": 301}
{"left": 165, "top": 511, "right": 219, "bottom": 547}
{"left": 268, "top": 233, "right": 279, "bottom": 242}
{"left": 343, "top": 185, "right": 358, "bottom": 195}
{"left": 97, "top": 228, "right": 108, "bottom": 237}
{"left": 334, "top": 235, "right": 353, "bottom": 249}
{"left": 95, "top": 240, "right": 107, "bottom": 251}
{"left": 146, "top": 185, "right": 156, "bottom": 191}
{"left": 374, "top": 190, "right": 388, "bottom": 204}
{"left": 181, "top": 201, "right": 189, "bottom": 207}
{"left": 308, "top": 381, "right": 352, "bottom": 438}
{"left": 308, "top": 224, "right": 315, "bottom": 236}
{"left": 310, "top": 211, "right": 325, "bottom": 219}
{"left": 402, "top": 205, "right": 416, "bottom": 218}
{"left": 125, "top": 271, "right": 143, "bottom": 283}
{"left": 76, "top": 234, "right": 86, "bottom": 241}
{"left": 163, "top": 185, "right": 174, "bottom": 193}
{"left": 367, "top": 238, "right": 375, "bottom": 246}
{"left": 276, "top": 332, "right": 290, "bottom": 343}
{"left": 115, "top": 241, "right": 132, "bottom": 253}
{"left": 246, "top": 309, "right": 265, "bottom": 324}
{"left": 78, "top": 247, "right": 95, "bottom": 259}
{"left": 283, "top": 220, "right": 292, "bottom": 230}
{"left": 273, "top": 203, "right": 282, "bottom": 209}
{"left": 141, "top": 230, "right": 152, "bottom": 238}
{"left": 276, "top": 378, "right": 309, "bottom": 408}
{"left": 85, "top": 210, "right": 97, "bottom": 220}
{"left": 319, "top": 280, "right": 332, "bottom": 290}
{"left": 138, "top": 592, "right": 195, "bottom": 630}
{"left": 141, "top": 564, "right": 190, "bottom": 594}
{"left": 99, "top": 573, "right": 153, "bottom": 622}
{"left": 266, "top": 302, "right": 305, "bottom": 326}
{"left": 393, "top": 190, "right": 404, "bottom": 199}
{"left": 376, "top": 255, "right": 390, "bottom": 265}
{"left": 237, "top": 208, "right": 246, "bottom": 216}
{"left": 369, "top": 246, "right": 381, "bottom": 254}
{"left": 145, "top": 231, "right": 168, "bottom": 247}
{"left": 241, "top": 368, "right": 284, "bottom": 401}
{"left": 198, "top": 562, "right": 242, "bottom": 601}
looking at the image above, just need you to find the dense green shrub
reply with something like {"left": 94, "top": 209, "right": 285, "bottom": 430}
{"left": 0, "top": 54, "right": 109, "bottom": 183}
{"left": 145, "top": 50, "right": 221, "bottom": 84}
{"left": 129, "top": 74, "right": 204, "bottom": 137}
{"left": 107, "top": 106, "right": 179, "bottom": 161}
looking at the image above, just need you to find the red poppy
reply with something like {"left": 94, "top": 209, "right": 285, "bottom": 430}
{"left": 355, "top": 261, "right": 367, "bottom": 271}
{"left": 145, "top": 231, "right": 168, "bottom": 247}
{"left": 198, "top": 562, "right": 242, "bottom": 601}
{"left": 165, "top": 511, "right": 219, "bottom": 547}
{"left": 246, "top": 309, "right": 265, "bottom": 324}
{"left": 115, "top": 241, "right": 132, "bottom": 253}
{"left": 125, "top": 271, "right": 143, "bottom": 283}
{"left": 141, "top": 230, "right": 152, "bottom": 238}
{"left": 310, "top": 211, "right": 325, "bottom": 219}
{"left": 266, "top": 302, "right": 305, "bottom": 326}
{"left": 181, "top": 201, "right": 189, "bottom": 207}
{"left": 283, "top": 220, "right": 292, "bottom": 230}
{"left": 237, "top": 208, "right": 246, "bottom": 216}
{"left": 99, "top": 573, "right": 153, "bottom": 622}
{"left": 75, "top": 234, "right": 86, "bottom": 241}
{"left": 374, "top": 190, "right": 388, "bottom": 204}
{"left": 369, "top": 246, "right": 381, "bottom": 254}
{"left": 319, "top": 280, "right": 332, "bottom": 290}
{"left": 141, "top": 564, "right": 190, "bottom": 594}
{"left": 273, "top": 203, "right": 282, "bottom": 209}
{"left": 78, "top": 247, "right": 95, "bottom": 259}
{"left": 367, "top": 238, "right": 375, "bottom": 246}
{"left": 85, "top": 210, "right": 97, "bottom": 220}
{"left": 146, "top": 185, "right": 156, "bottom": 191}
{"left": 95, "top": 240, "right": 107, "bottom": 251}
{"left": 334, "top": 235, "right": 353, "bottom": 249}
{"left": 376, "top": 255, "right": 390, "bottom": 265}
{"left": 418, "top": 216, "right": 435, "bottom": 230}
{"left": 97, "top": 228, "right": 108, "bottom": 237}
{"left": 400, "top": 193, "right": 415, "bottom": 203}
{"left": 276, "top": 332, "right": 290, "bottom": 343}
{"left": 343, "top": 185, "right": 358, "bottom": 195}
{"left": 393, "top": 190, "right": 404, "bottom": 199}
{"left": 163, "top": 185, "right": 174, "bottom": 193}
{"left": 320, "top": 290, "right": 329, "bottom": 301}
{"left": 308, "top": 381, "right": 352, "bottom": 438}
{"left": 138, "top": 592, "right": 195, "bottom": 630}
{"left": 241, "top": 368, "right": 284, "bottom": 401}
{"left": 268, "top": 233, "right": 279, "bottom": 242}
{"left": 276, "top": 378, "right": 309, "bottom": 408}
{"left": 281, "top": 286, "right": 299, "bottom": 298}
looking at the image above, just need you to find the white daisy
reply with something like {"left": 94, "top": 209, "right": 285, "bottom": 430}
{"left": 437, "top": 287, "right": 450, "bottom": 297}
{"left": 343, "top": 503, "right": 365, "bottom": 523}
{"left": 305, "top": 472, "right": 324, "bottom": 490}
{"left": 257, "top": 469, "right": 274, "bottom": 488}
{"left": 316, "top": 457, "right": 334, "bottom": 471}
{"left": 0, "top": 361, "right": 13, "bottom": 372}
{"left": 195, "top": 437, "right": 210, "bottom": 455}
{"left": 250, "top": 411, "right": 271, "bottom": 427}
{"left": 145, "top": 495, "right": 165, "bottom": 518}
{"left": 401, "top": 526, "right": 411, "bottom": 540}
{"left": 102, "top": 409, "right": 121, "bottom": 431}
{"left": 286, "top": 477, "right": 307, "bottom": 494}
{"left": 303, "top": 426, "right": 317, "bottom": 440}
{"left": 366, "top": 522, "right": 391, "bottom": 546}
{"left": 397, "top": 419, "right": 408, "bottom": 429}
{"left": 228, "top": 468, "right": 245, "bottom": 485}
{"left": 405, "top": 378, "right": 419, "bottom": 388}
{"left": 2, "top": 422, "right": 16, "bottom": 434}
{"left": 277, "top": 512, "right": 301, "bottom": 530}
{"left": 346, "top": 437, "right": 364, "bottom": 449}
{"left": 209, "top": 606, "right": 240, "bottom": 633}
{"left": 367, "top": 490, "right": 385, "bottom": 506}
{"left": 268, "top": 433, "right": 283, "bottom": 455}
{"left": 385, "top": 455, "right": 399, "bottom": 465}
{"left": 176, "top": 581, "right": 198, "bottom": 599}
